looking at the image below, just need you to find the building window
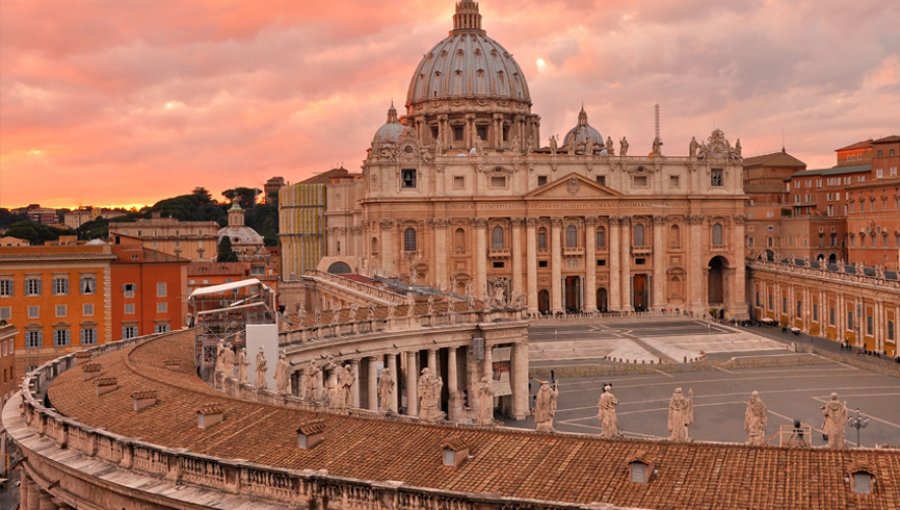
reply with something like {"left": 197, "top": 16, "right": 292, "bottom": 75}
{"left": 123, "top": 283, "right": 135, "bottom": 298}
{"left": 711, "top": 168, "right": 724, "bottom": 187}
{"left": 755, "top": 291, "right": 760, "bottom": 307}
{"left": 537, "top": 175, "right": 548, "bottom": 186}
{"left": 476, "top": 124, "right": 488, "bottom": 141}
{"left": 537, "top": 227, "right": 548, "bottom": 251}
{"left": 633, "top": 175, "right": 648, "bottom": 187}
{"left": 889, "top": 320, "right": 895, "bottom": 341}
{"left": 491, "top": 226, "right": 505, "bottom": 250}
{"left": 0, "top": 306, "right": 10, "bottom": 321}
{"left": 81, "top": 328, "right": 97, "bottom": 345}
{"left": 55, "top": 304, "right": 67, "bottom": 318}
{"left": 492, "top": 261, "right": 505, "bottom": 269}
{"left": 125, "top": 303, "right": 135, "bottom": 315}
{"left": 26, "top": 330, "right": 43, "bottom": 349}
{"left": 596, "top": 175, "right": 606, "bottom": 186}
{"left": 829, "top": 306, "right": 836, "bottom": 326}
{"left": 54, "top": 328, "right": 71, "bottom": 347}
{"left": 157, "top": 302, "right": 168, "bottom": 313}
{"left": 669, "top": 224, "right": 681, "bottom": 248}
{"left": 80, "top": 275, "right": 96, "bottom": 294}
{"left": 122, "top": 326, "right": 138, "bottom": 339}
{"left": 490, "top": 176, "right": 507, "bottom": 188}
{"left": 813, "top": 304, "right": 819, "bottom": 322}
{"left": 401, "top": 169, "right": 417, "bottom": 189}
{"left": 767, "top": 294, "right": 773, "bottom": 310}
{"left": 53, "top": 276, "right": 69, "bottom": 295}
{"left": 782, "top": 297, "right": 788, "bottom": 313}
{"left": 596, "top": 227, "right": 606, "bottom": 250}
{"left": 403, "top": 228, "right": 417, "bottom": 252}
{"left": 27, "top": 305, "right": 39, "bottom": 319}
{"left": 847, "top": 311, "right": 854, "bottom": 331}
{"left": 852, "top": 471, "right": 874, "bottom": 495}
{"left": 867, "top": 314, "right": 874, "bottom": 336}
{"left": 454, "top": 228, "right": 466, "bottom": 253}
{"left": 156, "top": 282, "right": 167, "bottom": 297}
{"left": 630, "top": 461, "right": 650, "bottom": 483}
{"left": 0, "top": 278, "right": 12, "bottom": 296}
{"left": 669, "top": 175, "right": 680, "bottom": 188}
{"left": 26, "top": 277, "right": 41, "bottom": 296}
{"left": 453, "top": 125, "right": 464, "bottom": 141}
{"left": 453, "top": 176, "right": 465, "bottom": 189}
{"left": 566, "top": 225, "right": 578, "bottom": 248}
{"left": 538, "top": 260, "right": 548, "bottom": 268}
{"left": 633, "top": 223, "right": 645, "bottom": 247}
{"left": 83, "top": 303, "right": 94, "bottom": 316}
{"left": 712, "top": 223, "right": 724, "bottom": 247}
{"left": 154, "top": 323, "right": 170, "bottom": 334}
{"left": 371, "top": 237, "right": 379, "bottom": 254}
{"left": 796, "top": 301, "right": 802, "bottom": 317}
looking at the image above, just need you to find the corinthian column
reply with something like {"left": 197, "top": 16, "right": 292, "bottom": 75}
{"left": 406, "top": 351, "right": 418, "bottom": 417}
{"left": 551, "top": 218, "right": 563, "bottom": 313}
{"left": 432, "top": 219, "right": 449, "bottom": 290}
{"left": 511, "top": 218, "right": 524, "bottom": 300}
{"left": 652, "top": 215, "right": 666, "bottom": 310}
{"left": 526, "top": 218, "right": 538, "bottom": 314}
{"left": 475, "top": 219, "right": 488, "bottom": 300}
{"left": 608, "top": 217, "right": 621, "bottom": 311}
{"left": 688, "top": 215, "right": 705, "bottom": 312}
{"left": 620, "top": 217, "right": 633, "bottom": 311}
{"left": 584, "top": 217, "right": 597, "bottom": 312}
{"left": 379, "top": 219, "right": 396, "bottom": 276}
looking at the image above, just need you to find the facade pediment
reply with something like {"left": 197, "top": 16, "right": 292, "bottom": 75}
{"left": 524, "top": 173, "right": 624, "bottom": 200}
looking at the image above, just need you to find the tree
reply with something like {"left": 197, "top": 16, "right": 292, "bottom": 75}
{"left": 0, "top": 208, "right": 28, "bottom": 229}
{"left": 217, "top": 236, "right": 239, "bottom": 262}
{"left": 151, "top": 188, "right": 226, "bottom": 225}
{"left": 4, "top": 220, "right": 73, "bottom": 244}
{"left": 77, "top": 218, "right": 110, "bottom": 240}
{"left": 222, "top": 187, "right": 261, "bottom": 209}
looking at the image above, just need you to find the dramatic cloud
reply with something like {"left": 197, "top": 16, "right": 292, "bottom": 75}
{"left": 1, "top": 0, "right": 898, "bottom": 208}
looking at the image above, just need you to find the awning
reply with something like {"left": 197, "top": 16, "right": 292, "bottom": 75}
{"left": 189, "top": 278, "right": 267, "bottom": 299}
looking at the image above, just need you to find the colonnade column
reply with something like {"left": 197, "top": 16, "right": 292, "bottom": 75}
{"left": 447, "top": 346, "right": 460, "bottom": 421}
{"left": 427, "top": 349, "right": 438, "bottom": 374}
{"left": 837, "top": 293, "right": 845, "bottom": 342}
{"left": 367, "top": 357, "right": 378, "bottom": 411}
{"left": 584, "top": 217, "right": 597, "bottom": 312}
{"left": 551, "top": 218, "right": 563, "bottom": 313}
{"left": 688, "top": 215, "right": 705, "bottom": 313}
{"left": 466, "top": 114, "right": 476, "bottom": 148}
{"left": 526, "top": 218, "right": 539, "bottom": 314}
{"left": 731, "top": 216, "right": 748, "bottom": 318}
{"left": 475, "top": 219, "right": 488, "bottom": 300}
{"left": 406, "top": 351, "right": 418, "bottom": 416}
{"left": 38, "top": 492, "right": 55, "bottom": 510}
{"left": 386, "top": 354, "right": 398, "bottom": 413}
{"left": 652, "top": 215, "right": 666, "bottom": 310}
{"left": 609, "top": 217, "right": 621, "bottom": 311}
{"left": 350, "top": 359, "right": 360, "bottom": 408}
{"left": 511, "top": 342, "right": 529, "bottom": 420}
{"left": 511, "top": 218, "right": 524, "bottom": 300}
{"left": 620, "top": 217, "right": 633, "bottom": 311}
{"left": 380, "top": 219, "right": 396, "bottom": 276}
{"left": 433, "top": 219, "right": 448, "bottom": 290}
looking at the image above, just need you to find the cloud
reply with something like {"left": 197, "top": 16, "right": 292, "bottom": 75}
{"left": 1, "top": 0, "right": 898, "bottom": 208}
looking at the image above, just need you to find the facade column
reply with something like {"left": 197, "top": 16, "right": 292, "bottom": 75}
{"left": 526, "top": 218, "right": 539, "bottom": 314}
{"left": 433, "top": 220, "right": 448, "bottom": 290}
{"left": 652, "top": 215, "right": 666, "bottom": 310}
{"left": 380, "top": 219, "right": 397, "bottom": 277}
{"left": 349, "top": 359, "right": 360, "bottom": 409}
{"left": 551, "top": 218, "right": 563, "bottom": 313}
{"left": 483, "top": 342, "right": 493, "bottom": 380}
{"left": 438, "top": 114, "right": 449, "bottom": 148}
{"left": 584, "top": 217, "right": 597, "bottom": 312}
{"left": 475, "top": 219, "right": 488, "bottom": 300}
{"left": 511, "top": 341, "right": 529, "bottom": 420}
{"left": 511, "top": 218, "right": 524, "bottom": 301}
{"left": 26, "top": 479, "right": 40, "bottom": 510}
{"left": 466, "top": 113, "right": 476, "bottom": 148}
{"left": 837, "top": 293, "right": 845, "bottom": 342}
{"left": 406, "top": 351, "right": 418, "bottom": 416}
{"left": 38, "top": 491, "right": 56, "bottom": 510}
{"left": 620, "top": 217, "right": 633, "bottom": 311}
{"left": 688, "top": 215, "right": 705, "bottom": 313}
{"left": 609, "top": 217, "right": 621, "bottom": 311}
{"left": 427, "top": 349, "right": 437, "bottom": 373}
{"left": 731, "top": 216, "right": 748, "bottom": 318}
{"left": 386, "top": 354, "right": 398, "bottom": 413}
{"left": 367, "top": 357, "right": 378, "bottom": 411}
{"left": 447, "top": 346, "right": 460, "bottom": 421}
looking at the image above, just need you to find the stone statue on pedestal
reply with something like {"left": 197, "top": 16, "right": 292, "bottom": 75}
{"left": 406, "top": 292, "right": 417, "bottom": 317}
{"left": 476, "top": 377, "right": 494, "bottom": 426}
{"left": 667, "top": 387, "right": 693, "bottom": 441}
{"left": 620, "top": 136, "right": 629, "bottom": 156}
{"left": 378, "top": 367, "right": 396, "bottom": 414}
{"left": 336, "top": 363, "right": 355, "bottom": 408}
{"left": 255, "top": 348, "right": 268, "bottom": 389}
{"left": 534, "top": 380, "right": 559, "bottom": 432}
{"left": 237, "top": 347, "right": 249, "bottom": 384}
{"left": 221, "top": 345, "right": 236, "bottom": 381}
{"left": 417, "top": 367, "right": 444, "bottom": 421}
{"left": 303, "top": 359, "right": 321, "bottom": 402}
{"left": 689, "top": 136, "right": 699, "bottom": 157}
{"left": 275, "top": 354, "right": 291, "bottom": 395}
{"left": 549, "top": 135, "right": 558, "bottom": 155}
{"left": 744, "top": 391, "right": 768, "bottom": 446}
{"left": 822, "top": 392, "right": 848, "bottom": 449}
{"left": 214, "top": 339, "right": 226, "bottom": 383}
{"left": 597, "top": 384, "right": 619, "bottom": 439}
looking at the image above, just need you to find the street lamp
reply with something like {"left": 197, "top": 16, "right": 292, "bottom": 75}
{"left": 848, "top": 408, "right": 870, "bottom": 447}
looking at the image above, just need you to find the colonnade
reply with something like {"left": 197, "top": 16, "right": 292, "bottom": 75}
{"left": 19, "top": 474, "right": 73, "bottom": 510}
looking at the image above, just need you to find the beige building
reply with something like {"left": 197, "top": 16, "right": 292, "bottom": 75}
{"left": 109, "top": 213, "right": 219, "bottom": 262}
{"left": 316, "top": 1, "right": 749, "bottom": 319}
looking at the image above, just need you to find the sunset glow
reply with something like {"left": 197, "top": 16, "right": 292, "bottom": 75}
{"left": 1, "top": 0, "right": 898, "bottom": 210}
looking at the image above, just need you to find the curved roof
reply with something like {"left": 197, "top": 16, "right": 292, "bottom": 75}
{"left": 563, "top": 107, "right": 604, "bottom": 150}
{"left": 372, "top": 103, "right": 405, "bottom": 147}
{"left": 406, "top": 1, "right": 530, "bottom": 106}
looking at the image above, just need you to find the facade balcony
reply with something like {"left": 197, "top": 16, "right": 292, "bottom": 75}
{"left": 563, "top": 246, "right": 584, "bottom": 257}
{"left": 631, "top": 246, "right": 652, "bottom": 256}
{"left": 489, "top": 248, "right": 510, "bottom": 258}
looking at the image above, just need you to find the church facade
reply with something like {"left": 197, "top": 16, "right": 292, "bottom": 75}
{"left": 321, "top": 1, "right": 749, "bottom": 319}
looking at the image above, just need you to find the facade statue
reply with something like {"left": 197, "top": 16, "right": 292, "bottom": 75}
{"left": 822, "top": 392, "right": 848, "bottom": 449}
{"left": 336, "top": 363, "right": 355, "bottom": 408}
{"left": 378, "top": 367, "right": 397, "bottom": 414}
{"left": 549, "top": 135, "right": 558, "bottom": 155}
{"left": 584, "top": 136, "right": 594, "bottom": 156}
{"left": 667, "top": 387, "right": 693, "bottom": 441}
{"left": 221, "top": 345, "right": 236, "bottom": 381}
{"left": 597, "top": 384, "right": 618, "bottom": 439}
{"left": 275, "top": 354, "right": 291, "bottom": 395}
{"left": 475, "top": 135, "right": 485, "bottom": 155}
{"left": 734, "top": 138, "right": 742, "bottom": 157}
{"left": 406, "top": 292, "right": 417, "bottom": 317}
{"left": 605, "top": 136, "right": 614, "bottom": 155}
{"left": 214, "top": 338, "right": 226, "bottom": 382}
{"left": 525, "top": 135, "right": 534, "bottom": 154}
{"left": 744, "top": 391, "right": 768, "bottom": 446}
{"left": 427, "top": 295, "right": 436, "bottom": 315}
{"left": 387, "top": 303, "right": 397, "bottom": 318}
{"left": 689, "top": 136, "right": 699, "bottom": 157}
{"left": 303, "top": 359, "right": 322, "bottom": 402}
{"left": 367, "top": 305, "right": 377, "bottom": 321}
{"left": 651, "top": 136, "right": 663, "bottom": 156}
{"left": 255, "top": 348, "right": 268, "bottom": 389}
{"left": 417, "top": 367, "right": 444, "bottom": 421}
{"left": 324, "top": 357, "right": 339, "bottom": 407}
{"left": 533, "top": 380, "right": 559, "bottom": 432}
{"left": 620, "top": 136, "right": 629, "bottom": 156}
{"left": 237, "top": 347, "right": 249, "bottom": 384}
{"left": 510, "top": 134, "right": 520, "bottom": 153}
{"left": 476, "top": 377, "right": 494, "bottom": 425}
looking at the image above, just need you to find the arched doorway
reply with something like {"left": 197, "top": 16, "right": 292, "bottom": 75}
{"left": 538, "top": 290, "right": 550, "bottom": 315}
{"left": 708, "top": 256, "right": 727, "bottom": 305}
{"left": 760, "top": 249, "right": 775, "bottom": 262}
{"left": 597, "top": 288, "right": 608, "bottom": 313}
{"left": 327, "top": 261, "right": 352, "bottom": 274}
{"left": 828, "top": 253, "right": 837, "bottom": 264}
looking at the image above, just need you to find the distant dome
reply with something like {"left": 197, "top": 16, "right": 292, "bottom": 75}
{"left": 372, "top": 103, "right": 405, "bottom": 147}
{"left": 563, "top": 107, "right": 604, "bottom": 150}
{"left": 217, "top": 225, "right": 263, "bottom": 246}
{"left": 406, "top": 1, "right": 530, "bottom": 107}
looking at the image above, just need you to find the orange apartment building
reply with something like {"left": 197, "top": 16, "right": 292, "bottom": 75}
{"left": 0, "top": 321, "right": 18, "bottom": 403}
{"left": 111, "top": 236, "right": 189, "bottom": 339}
{"left": 742, "top": 149, "right": 806, "bottom": 259}
{"left": 845, "top": 135, "right": 900, "bottom": 270}
{"left": 0, "top": 243, "right": 115, "bottom": 377}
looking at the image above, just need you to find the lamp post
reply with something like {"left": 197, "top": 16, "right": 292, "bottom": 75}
{"left": 848, "top": 408, "right": 869, "bottom": 447}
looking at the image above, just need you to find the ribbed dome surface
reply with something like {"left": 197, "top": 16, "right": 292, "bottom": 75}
{"left": 217, "top": 226, "right": 264, "bottom": 246}
{"left": 406, "top": 9, "right": 530, "bottom": 105}
{"left": 372, "top": 103, "right": 405, "bottom": 147}
{"left": 563, "top": 107, "right": 604, "bottom": 149}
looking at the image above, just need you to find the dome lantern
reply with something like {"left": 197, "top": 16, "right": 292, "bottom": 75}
{"left": 452, "top": 1, "right": 483, "bottom": 33}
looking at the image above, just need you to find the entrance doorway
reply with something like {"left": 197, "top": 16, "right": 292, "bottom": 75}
{"left": 564, "top": 276, "right": 582, "bottom": 313}
{"left": 708, "top": 256, "right": 727, "bottom": 305}
{"left": 633, "top": 274, "right": 649, "bottom": 311}
{"left": 538, "top": 290, "right": 550, "bottom": 315}
{"left": 597, "top": 287, "right": 608, "bottom": 313}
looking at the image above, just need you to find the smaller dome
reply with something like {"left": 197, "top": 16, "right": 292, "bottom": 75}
{"left": 372, "top": 103, "right": 405, "bottom": 147}
{"left": 563, "top": 107, "right": 604, "bottom": 151}
{"left": 217, "top": 226, "right": 264, "bottom": 246}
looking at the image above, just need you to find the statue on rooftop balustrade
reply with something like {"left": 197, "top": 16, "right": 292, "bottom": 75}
{"left": 378, "top": 367, "right": 396, "bottom": 414}
{"left": 598, "top": 384, "right": 619, "bottom": 439}
{"left": 476, "top": 377, "right": 495, "bottom": 426}
{"left": 237, "top": 347, "right": 249, "bottom": 385}
{"left": 275, "top": 354, "right": 291, "bottom": 395}
{"left": 822, "top": 392, "right": 848, "bottom": 449}
{"left": 744, "top": 390, "right": 768, "bottom": 446}
{"left": 255, "top": 348, "right": 268, "bottom": 390}
{"left": 221, "top": 345, "right": 235, "bottom": 381}
{"left": 667, "top": 387, "right": 693, "bottom": 441}
{"left": 418, "top": 367, "right": 444, "bottom": 421}
{"left": 534, "top": 380, "right": 559, "bottom": 432}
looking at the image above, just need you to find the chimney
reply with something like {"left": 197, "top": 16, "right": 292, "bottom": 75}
{"left": 296, "top": 419, "right": 326, "bottom": 450}
{"left": 94, "top": 377, "right": 119, "bottom": 396}
{"left": 163, "top": 358, "right": 181, "bottom": 371}
{"left": 81, "top": 363, "right": 102, "bottom": 381}
{"left": 441, "top": 438, "right": 470, "bottom": 467}
{"left": 74, "top": 351, "right": 92, "bottom": 366}
{"left": 131, "top": 390, "right": 159, "bottom": 411}
{"left": 196, "top": 404, "right": 225, "bottom": 429}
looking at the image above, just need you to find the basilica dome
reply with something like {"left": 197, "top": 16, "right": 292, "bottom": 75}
{"left": 406, "top": 1, "right": 531, "bottom": 107}
{"left": 371, "top": 103, "right": 405, "bottom": 147}
{"left": 563, "top": 107, "right": 604, "bottom": 150}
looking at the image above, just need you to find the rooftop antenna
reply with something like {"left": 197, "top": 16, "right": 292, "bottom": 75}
{"left": 654, "top": 104, "right": 660, "bottom": 140}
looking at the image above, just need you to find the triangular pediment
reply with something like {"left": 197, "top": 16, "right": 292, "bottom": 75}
{"left": 525, "top": 173, "right": 623, "bottom": 200}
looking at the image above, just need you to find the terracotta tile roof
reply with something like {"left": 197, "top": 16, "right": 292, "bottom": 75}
{"left": 874, "top": 135, "right": 900, "bottom": 144}
{"left": 743, "top": 150, "right": 807, "bottom": 168}
{"left": 836, "top": 139, "right": 874, "bottom": 151}
{"left": 46, "top": 330, "right": 900, "bottom": 509}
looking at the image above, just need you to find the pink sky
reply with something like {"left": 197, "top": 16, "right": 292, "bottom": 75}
{"left": 2, "top": 0, "right": 898, "bottom": 209}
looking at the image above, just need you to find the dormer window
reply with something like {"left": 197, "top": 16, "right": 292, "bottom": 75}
{"left": 630, "top": 461, "right": 649, "bottom": 483}
{"left": 851, "top": 471, "right": 874, "bottom": 495}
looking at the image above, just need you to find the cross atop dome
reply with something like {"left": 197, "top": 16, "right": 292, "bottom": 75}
{"left": 452, "top": 1, "right": 483, "bottom": 33}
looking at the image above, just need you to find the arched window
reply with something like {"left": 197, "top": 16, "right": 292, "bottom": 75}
{"left": 404, "top": 228, "right": 417, "bottom": 252}
{"left": 371, "top": 237, "right": 379, "bottom": 254}
{"left": 538, "top": 227, "right": 548, "bottom": 251}
{"left": 669, "top": 224, "right": 681, "bottom": 248}
{"left": 491, "top": 226, "right": 505, "bottom": 250}
{"left": 712, "top": 223, "right": 724, "bottom": 247}
{"left": 596, "top": 227, "right": 606, "bottom": 250}
{"left": 634, "top": 223, "right": 645, "bottom": 247}
{"left": 454, "top": 228, "right": 466, "bottom": 252}
{"left": 566, "top": 225, "right": 578, "bottom": 248}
